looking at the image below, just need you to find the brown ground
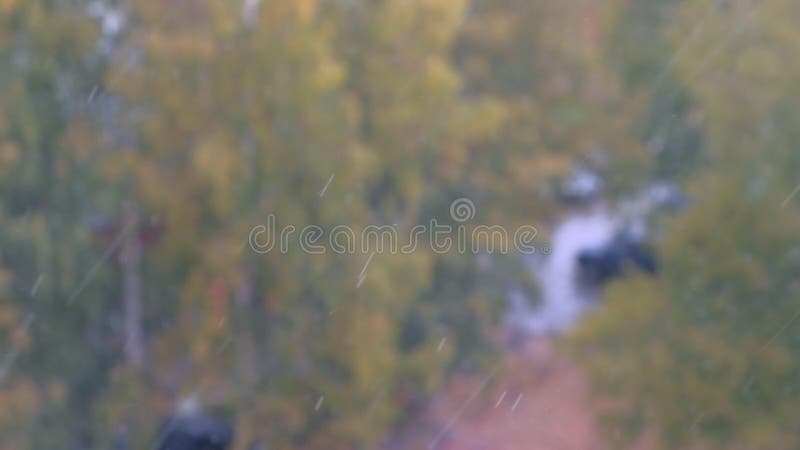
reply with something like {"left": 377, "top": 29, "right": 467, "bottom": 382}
{"left": 385, "top": 338, "right": 654, "bottom": 450}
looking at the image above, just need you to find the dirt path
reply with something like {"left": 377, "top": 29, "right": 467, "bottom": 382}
{"left": 385, "top": 338, "right": 651, "bottom": 450}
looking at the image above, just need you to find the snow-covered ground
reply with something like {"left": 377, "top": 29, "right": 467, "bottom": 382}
{"left": 508, "top": 182, "right": 684, "bottom": 336}
{"left": 508, "top": 205, "right": 616, "bottom": 335}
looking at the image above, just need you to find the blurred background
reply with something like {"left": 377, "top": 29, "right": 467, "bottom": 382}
{"left": 1, "top": 0, "right": 799, "bottom": 449}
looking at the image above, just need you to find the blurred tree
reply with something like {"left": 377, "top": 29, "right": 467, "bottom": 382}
{"left": 0, "top": 1, "right": 114, "bottom": 449}
{"left": 572, "top": 0, "right": 800, "bottom": 448}
{"left": 94, "top": 1, "right": 506, "bottom": 449}
{"left": 606, "top": 0, "right": 708, "bottom": 181}
{"left": 10, "top": 0, "right": 793, "bottom": 449}
{"left": 454, "top": 0, "right": 649, "bottom": 214}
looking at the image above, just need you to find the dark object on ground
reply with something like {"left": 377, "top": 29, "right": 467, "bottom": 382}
{"left": 576, "top": 235, "right": 657, "bottom": 285}
{"left": 155, "top": 414, "right": 234, "bottom": 450}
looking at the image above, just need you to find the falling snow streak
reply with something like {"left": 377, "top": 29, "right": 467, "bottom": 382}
{"left": 0, "top": 313, "right": 35, "bottom": 382}
{"left": 87, "top": 85, "right": 99, "bottom": 103}
{"left": 678, "top": 5, "right": 762, "bottom": 84}
{"left": 510, "top": 393, "right": 524, "bottom": 413}
{"left": 216, "top": 336, "right": 234, "bottom": 355}
{"left": 649, "top": 0, "right": 719, "bottom": 93}
{"left": 30, "top": 275, "right": 44, "bottom": 297}
{"left": 428, "top": 366, "right": 499, "bottom": 450}
{"left": 356, "top": 251, "right": 375, "bottom": 288}
{"left": 319, "top": 173, "right": 335, "bottom": 197}
{"left": 67, "top": 221, "right": 135, "bottom": 305}
{"left": 760, "top": 307, "right": 800, "bottom": 352}
{"left": 781, "top": 183, "right": 800, "bottom": 208}
{"left": 494, "top": 391, "right": 506, "bottom": 408}
{"left": 648, "top": 0, "right": 766, "bottom": 146}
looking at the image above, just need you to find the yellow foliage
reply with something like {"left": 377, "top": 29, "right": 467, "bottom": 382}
{"left": 141, "top": 30, "right": 218, "bottom": 62}
{"left": 0, "top": 142, "right": 18, "bottom": 172}
{"left": 0, "top": 302, "right": 18, "bottom": 328}
{"left": 0, "top": 0, "right": 18, "bottom": 15}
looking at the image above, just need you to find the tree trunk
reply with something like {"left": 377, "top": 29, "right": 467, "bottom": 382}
{"left": 235, "top": 260, "right": 259, "bottom": 384}
{"left": 121, "top": 204, "right": 145, "bottom": 368}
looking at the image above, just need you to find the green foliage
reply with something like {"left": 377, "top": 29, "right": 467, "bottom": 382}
{"left": 571, "top": 1, "right": 800, "bottom": 448}
{"left": 572, "top": 174, "right": 800, "bottom": 449}
{"left": 455, "top": 0, "right": 651, "bottom": 206}
{"left": 3, "top": 0, "right": 798, "bottom": 449}
{"left": 0, "top": 0, "right": 515, "bottom": 449}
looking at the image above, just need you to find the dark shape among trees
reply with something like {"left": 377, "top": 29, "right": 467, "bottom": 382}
{"left": 576, "top": 233, "right": 658, "bottom": 285}
{"left": 155, "top": 415, "right": 234, "bottom": 450}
